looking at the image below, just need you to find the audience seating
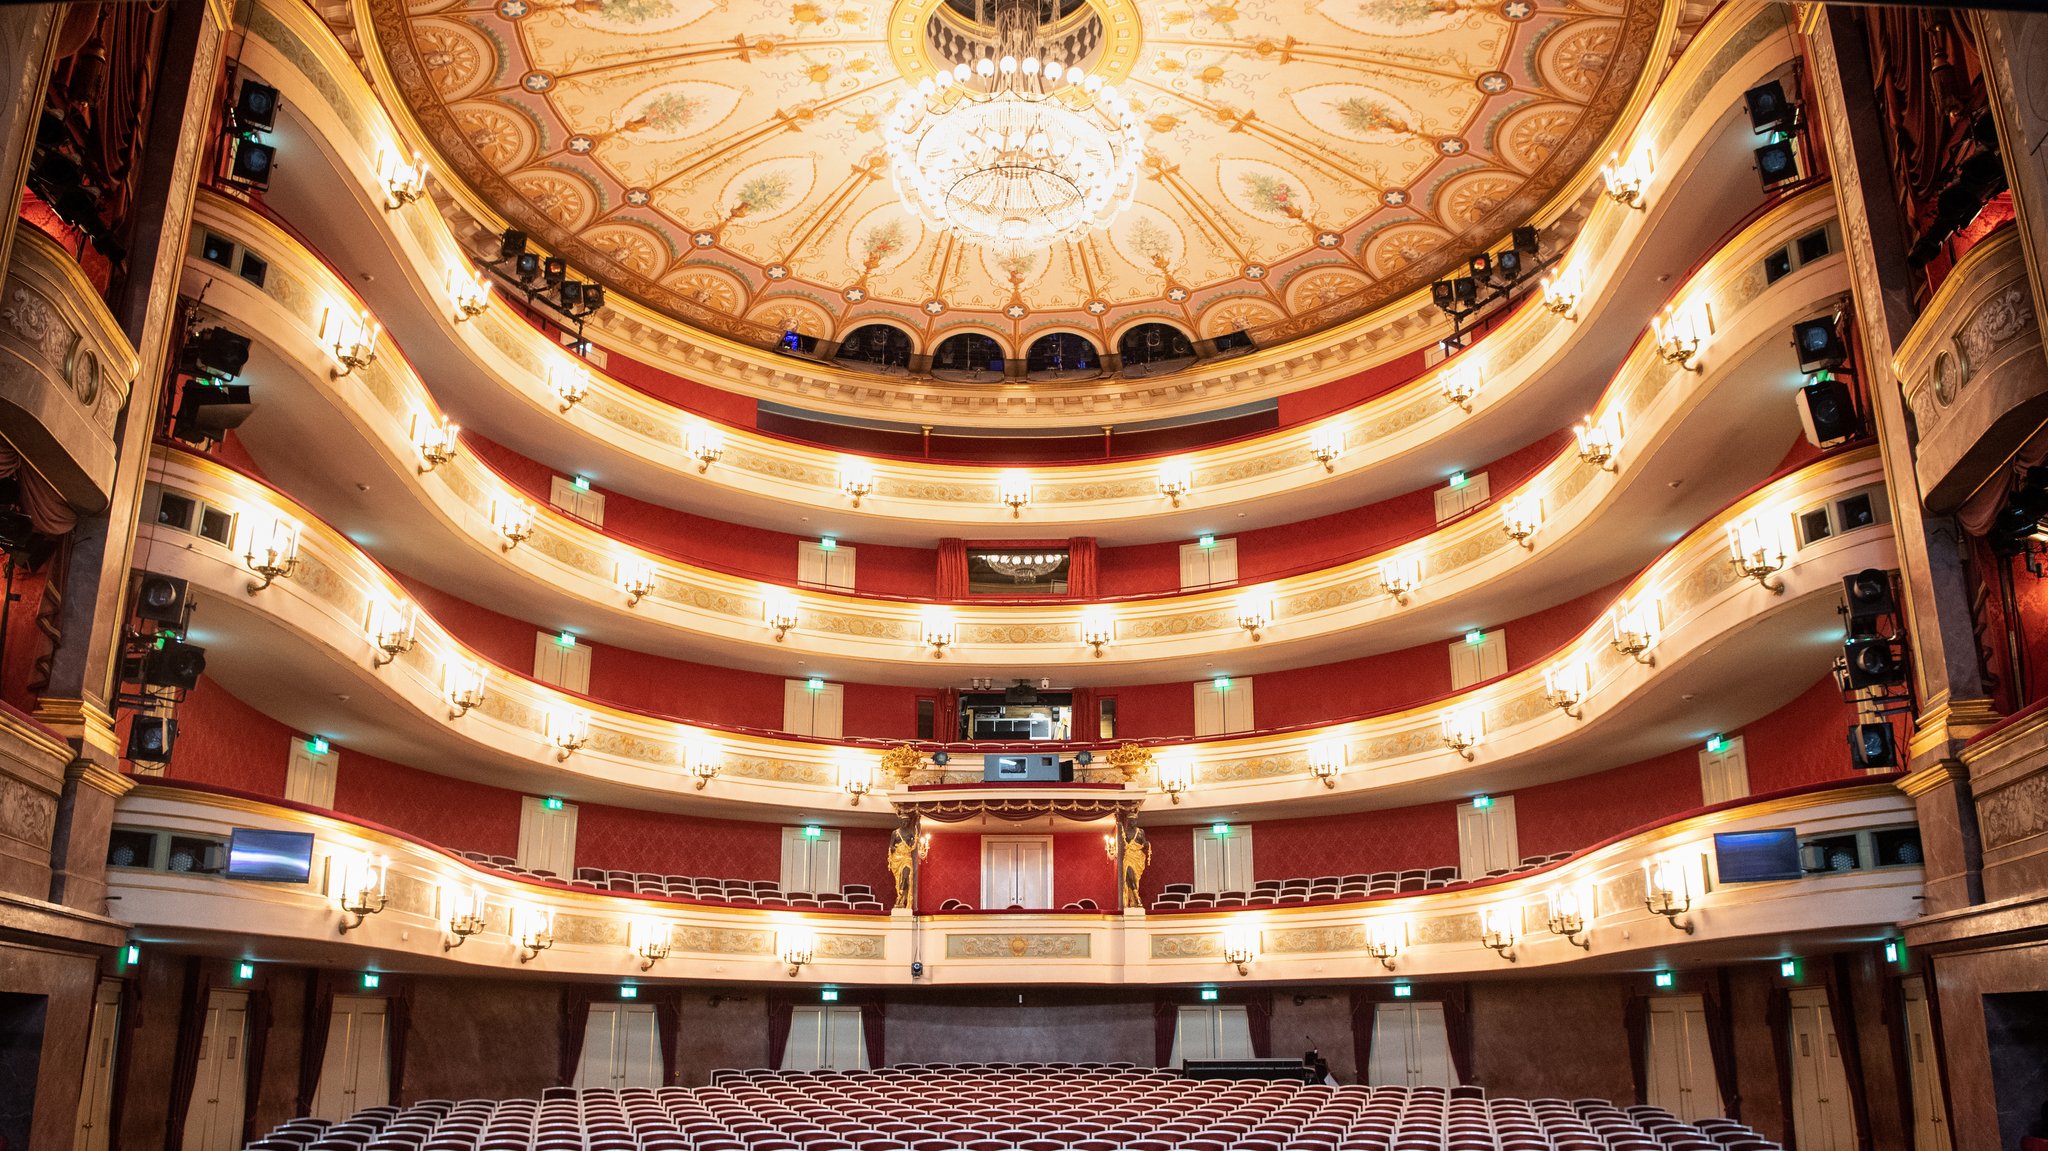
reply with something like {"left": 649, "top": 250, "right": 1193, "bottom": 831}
{"left": 1151, "top": 855, "right": 1576, "bottom": 910}
{"left": 449, "top": 853, "right": 886, "bottom": 911}
{"left": 241, "top": 1064, "right": 1784, "bottom": 1151}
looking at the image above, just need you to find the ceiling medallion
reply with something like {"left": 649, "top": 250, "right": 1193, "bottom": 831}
{"left": 883, "top": 0, "right": 1142, "bottom": 248}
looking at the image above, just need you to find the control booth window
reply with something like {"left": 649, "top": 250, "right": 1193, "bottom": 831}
{"left": 967, "top": 547, "right": 1071, "bottom": 596}
{"left": 959, "top": 681, "right": 1072, "bottom": 741}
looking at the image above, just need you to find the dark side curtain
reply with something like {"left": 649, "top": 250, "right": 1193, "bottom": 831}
{"left": 162, "top": 958, "right": 212, "bottom": 1151}
{"left": 1440, "top": 985, "right": 1475, "bottom": 1086}
{"left": 1153, "top": 997, "right": 1179, "bottom": 1067}
{"left": 936, "top": 539, "right": 968, "bottom": 599}
{"left": 1825, "top": 956, "right": 1876, "bottom": 1151}
{"left": 860, "top": 999, "right": 886, "bottom": 1069}
{"left": 1066, "top": 537, "right": 1099, "bottom": 597}
{"left": 1766, "top": 989, "right": 1796, "bottom": 1137}
{"left": 296, "top": 972, "right": 342, "bottom": 1116}
{"left": 651, "top": 990, "right": 682, "bottom": 1084}
{"left": 1244, "top": 991, "right": 1273, "bottom": 1059}
{"left": 557, "top": 985, "right": 604, "bottom": 1086}
{"left": 106, "top": 973, "right": 147, "bottom": 1149}
{"left": 1702, "top": 970, "right": 1741, "bottom": 1121}
{"left": 240, "top": 983, "right": 272, "bottom": 1145}
{"left": 767, "top": 994, "right": 795, "bottom": 1069}
{"left": 388, "top": 980, "right": 414, "bottom": 1101}
{"left": 1624, "top": 994, "right": 1650, "bottom": 1105}
{"left": 1348, "top": 991, "right": 1377, "bottom": 1083}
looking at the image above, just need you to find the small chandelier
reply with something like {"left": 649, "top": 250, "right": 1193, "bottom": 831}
{"left": 883, "top": 0, "right": 1142, "bottom": 248}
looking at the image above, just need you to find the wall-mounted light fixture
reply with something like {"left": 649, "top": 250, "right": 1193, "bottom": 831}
{"left": 441, "top": 884, "right": 486, "bottom": 950}
{"left": 1158, "top": 459, "right": 1195, "bottom": 508}
{"left": 1611, "top": 599, "right": 1658, "bottom": 662}
{"left": 445, "top": 660, "right": 487, "bottom": 718}
{"left": 1158, "top": 757, "right": 1192, "bottom": 804}
{"left": 491, "top": 496, "right": 535, "bottom": 548}
{"left": 1439, "top": 362, "right": 1481, "bottom": 411}
{"left": 1727, "top": 516, "right": 1788, "bottom": 593}
{"left": 630, "top": 918, "right": 671, "bottom": 970}
{"left": 998, "top": 471, "right": 1032, "bottom": 517}
{"left": 1235, "top": 589, "right": 1274, "bottom": 641}
{"left": 336, "top": 855, "right": 388, "bottom": 933}
{"left": 781, "top": 928, "right": 815, "bottom": 976}
{"left": 1222, "top": 924, "right": 1260, "bottom": 976}
{"left": 1380, "top": 556, "right": 1421, "bottom": 605}
{"left": 1543, "top": 660, "right": 1589, "bottom": 719}
{"left": 514, "top": 904, "right": 554, "bottom": 962}
{"left": 1546, "top": 884, "right": 1594, "bottom": 949}
{"left": 617, "top": 558, "right": 659, "bottom": 606}
{"left": 1601, "top": 145, "right": 1652, "bottom": 207}
{"left": 1651, "top": 302, "right": 1705, "bottom": 371}
{"left": 839, "top": 458, "right": 876, "bottom": 506}
{"left": 1575, "top": 413, "right": 1621, "bottom": 470}
{"left": 1643, "top": 857, "right": 1695, "bottom": 934}
{"left": 448, "top": 268, "right": 492, "bottom": 320}
{"left": 921, "top": 608, "right": 957, "bottom": 658}
{"left": 320, "top": 307, "right": 380, "bottom": 377}
{"left": 764, "top": 589, "right": 800, "bottom": 641}
{"left": 243, "top": 517, "right": 302, "bottom": 594}
{"left": 1440, "top": 708, "right": 1482, "bottom": 759}
{"left": 1080, "top": 607, "right": 1114, "bottom": 657}
{"left": 1309, "top": 425, "right": 1345, "bottom": 472}
{"left": 684, "top": 738, "right": 720, "bottom": 789}
{"left": 839, "top": 756, "right": 874, "bottom": 805}
{"left": 547, "top": 708, "right": 590, "bottom": 760}
{"left": 412, "top": 413, "right": 459, "bottom": 471}
{"left": 1307, "top": 740, "right": 1345, "bottom": 788}
{"left": 686, "top": 423, "right": 725, "bottom": 472}
{"left": 1366, "top": 918, "right": 1406, "bottom": 970}
{"left": 1540, "top": 265, "right": 1581, "bottom": 319}
{"left": 368, "top": 600, "right": 417, "bottom": 667}
{"left": 377, "top": 148, "right": 429, "bottom": 208}
{"left": 1500, "top": 495, "right": 1542, "bottom": 547}
{"left": 1478, "top": 904, "right": 1521, "bottom": 961}
{"left": 551, "top": 362, "right": 591, "bottom": 411}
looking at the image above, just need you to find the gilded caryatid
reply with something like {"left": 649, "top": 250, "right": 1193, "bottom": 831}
{"left": 887, "top": 821, "right": 918, "bottom": 909}
{"left": 1118, "top": 823, "right": 1151, "bottom": 911}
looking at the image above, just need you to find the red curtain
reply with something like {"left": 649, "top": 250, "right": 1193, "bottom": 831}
{"left": 1348, "top": 991, "right": 1377, "bottom": 1084}
{"left": 162, "top": 958, "right": 212, "bottom": 1151}
{"left": 295, "top": 972, "right": 342, "bottom": 1116}
{"left": 1824, "top": 957, "right": 1876, "bottom": 1151}
{"left": 1766, "top": 989, "right": 1796, "bottom": 1138}
{"left": 652, "top": 991, "right": 683, "bottom": 1084}
{"left": 1245, "top": 992, "right": 1273, "bottom": 1058}
{"left": 557, "top": 986, "right": 604, "bottom": 1086}
{"left": 1067, "top": 537, "right": 1099, "bottom": 598}
{"left": 387, "top": 980, "right": 413, "bottom": 1102}
{"left": 767, "top": 994, "right": 795, "bottom": 1069}
{"left": 861, "top": 1000, "right": 886, "bottom": 1069}
{"left": 1624, "top": 994, "right": 1650, "bottom": 1105}
{"left": 1440, "top": 985, "right": 1475, "bottom": 1086}
{"left": 1153, "top": 997, "right": 1178, "bottom": 1067}
{"left": 937, "top": 540, "right": 969, "bottom": 599}
{"left": 106, "top": 973, "right": 147, "bottom": 1148}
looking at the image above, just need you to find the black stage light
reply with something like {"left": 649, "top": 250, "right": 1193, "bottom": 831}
{"left": 515, "top": 251, "right": 542, "bottom": 282}
{"left": 1843, "top": 569, "right": 1894, "bottom": 633}
{"left": 1452, "top": 277, "right": 1478, "bottom": 306}
{"left": 1745, "top": 80, "right": 1792, "bottom": 135}
{"left": 135, "top": 574, "right": 191, "bottom": 625}
{"left": 543, "top": 256, "right": 568, "bottom": 287}
{"left": 1431, "top": 280, "right": 1456, "bottom": 309}
{"left": 1843, "top": 635, "right": 1905, "bottom": 689}
{"left": 1512, "top": 225, "right": 1540, "bottom": 254}
{"left": 583, "top": 283, "right": 604, "bottom": 311}
{"left": 126, "top": 715, "right": 176, "bottom": 763}
{"left": 1792, "top": 316, "right": 1847, "bottom": 373}
{"left": 498, "top": 229, "right": 527, "bottom": 261}
{"left": 1494, "top": 248, "right": 1523, "bottom": 281}
{"left": 183, "top": 327, "right": 251, "bottom": 381}
{"left": 235, "top": 80, "right": 280, "bottom": 132}
{"left": 1848, "top": 722, "right": 1897, "bottom": 770}
{"left": 1755, "top": 139, "right": 1799, "bottom": 188}
{"left": 1467, "top": 253, "right": 1491, "bottom": 279}
{"left": 226, "top": 137, "right": 275, "bottom": 190}
{"left": 172, "top": 383, "right": 254, "bottom": 439}
{"left": 1797, "top": 378, "right": 1858, "bottom": 447}
{"left": 140, "top": 640, "right": 207, "bottom": 690}
{"left": 559, "top": 281, "right": 585, "bottom": 309}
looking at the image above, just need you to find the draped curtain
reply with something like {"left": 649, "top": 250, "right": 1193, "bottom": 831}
{"left": 162, "top": 958, "right": 212, "bottom": 1151}
{"left": 1824, "top": 957, "right": 1875, "bottom": 1151}
{"left": 387, "top": 980, "right": 414, "bottom": 1101}
{"left": 1066, "top": 537, "right": 1099, "bottom": 598}
{"left": 860, "top": 999, "right": 886, "bottom": 1069}
{"left": 1344, "top": 984, "right": 1474, "bottom": 1087}
{"left": 106, "top": 972, "right": 147, "bottom": 1149}
{"left": 651, "top": 990, "right": 682, "bottom": 1084}
{"left": 1439, "top": 986, "right": 1474, "bottom": 1086}
{"left": 1348, "top": 991, "right": 1377, "bottom": 1085}
{"left": 557, "top": 985, "right": 605, "bottom": 1086}
{"left": 0, "top": 440, "right": 79, "bottom": 535}
{"left": 295, "top": 972, "right": 342, "bottom": 1116}
{"left": 1765, "top": 990, "right": 1796, "bottom": 1138}
{"left": 1623, "top": 995, "right": 1651, "bottom": 1105}
{"left": 240, "top": 982, "right": 273, "bottom": 1145}
{"left": 936, "top": 540, "right": 969, "bottom": 599}
{"left": 767, "top": 994, "right": 795, "bottom": 1069}
{"left": 1702, "top": 970, "right": 1741, "bottom": 1121}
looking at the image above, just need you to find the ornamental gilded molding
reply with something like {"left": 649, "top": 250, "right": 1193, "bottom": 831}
{"left": 946, "top": 934, "right": 1093, "bottom": 959}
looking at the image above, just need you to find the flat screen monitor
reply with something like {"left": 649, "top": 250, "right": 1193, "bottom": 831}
{"left": 225, "top": 828, "right": 315, "bottom": 883}
{"left": 1713, "top": 828, "right": 1802, "bottom": 883}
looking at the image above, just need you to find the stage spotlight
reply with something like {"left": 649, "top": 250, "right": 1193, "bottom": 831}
{"left": 126, "top": 716, "right": 176, "bottom": 764}
{"left": 226, "top": 137, "right": 275, "bottom": 190}
{"left": 498, "top": 229, "right": 527, "bottom": 261}
{"left": 135, "top": 574, "right": 191, "bottom": 625}
{"left": 182, "top": 327, "right": 251, "bottom": 382}
{"left": 1791, "top": 316, "right": 1847, "bottom": 373}
{"left": 139, "top": 641, "right": 207, "bottom": 690}
{"left": 234, "top": 80, "right": 280, "bottom": 132}
{"left": 1848, "top": 722, "right": 1897, "bottom": 770}
{"left": 1755, "top": 139, "right": 1800, "bottom": 189}
{"left": 1745, "top": 80, "right": 1792, "bottom": 135}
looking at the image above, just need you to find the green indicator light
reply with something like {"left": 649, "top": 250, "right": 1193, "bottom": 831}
{"left": 362, "top": 973, "right": 381, "bottom": 990}
{"left": 1471, "top": 795, "right": 1493, "bottom": 810}
{"left": 821, "top": 989, "right": 840, "bottom": 1002}
{"left": 1199, "top": 988, "right": 1219, "bottom": 1002}
{"left": 819, "top": 537, "right": 836, "bottom": 551}
{"left": 544, "top": 797, "right": 564, "bottom": 811}
{"left": 1706, "top": 734, "right": 1726, "bottom": 754}
{"left": 1392, "top": 984, "right": 1413, "bottom": 999}
{"left": 1449, "top": 472, "right": 1468, "bottom": 489}
{"left": 1780, "top": 958, "right": 1800, "bottom": 979}
{"left": 308, "top": 736, "right": 330, "bottom": 755}
{"left": 620, "top": 985, "right": 639, "bottom": 999}
{"left": 237, "top": 961, "right": 255, "bottom": 980}
{"left": 1464, "top": 629, "right": 1486, "bottom": 646}
{"left": 572, "top": 476, "right": 590, "bottom": 491}
{"left": 1198, "top": 535, "right": 1215, "bottom": 549}
{"left": 1654, "top": 971, "right": 1675, "bottom": 989}
{"left": 125, "top": 944, "right": 140, "bottom": 966}
{"left": 556, "top": 632, "right": 577, "bottom": 648}
{"left": 804, "top": 825, "right": 823, "bottom": 840}
{"left": 806, "top": 677, "right": 824, "bottom": 693}
{"left": 1210, "top": 823, "right": 1230, "bottom": 838}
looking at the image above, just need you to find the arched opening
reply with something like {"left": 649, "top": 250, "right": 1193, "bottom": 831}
{"left": 834, "top": 324, "right": 914, "bottom": 372}
{"left": 931, "top": 332, "right": 1006, "bottom": 380}
{"left": 1117, "top": 322, "right": 1197, "bottom": 376}
{"left": 1024, "top": 332, "right": 1102, "bottom": 380}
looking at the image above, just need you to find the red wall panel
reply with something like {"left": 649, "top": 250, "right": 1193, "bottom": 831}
{"left": 916, "top": 831, "right": 1118, "bottom": 910}
{"left": 330, "top": 751, "right": 525, "bottom": 859}
{"left": 1105, "top": 680, "right": 1195, "bottom": 739}
{"left": 1052, "top": 832, "right": 1119, "bottom": 908}
{"left": 917, "top": 831, "right": 980, "bottom": 911}
{"left": 1244, "top": 803, "right": 1463, "bottom": 880}
{"left": 572, "top": 802, "right": 785, "bottom": 878}
{"left": 1737, "top": 675, "right": 1861, "bottom": 793}
{"left": 1515, "top": 750, "right": 1701, "bottom": 859}
{"left": 145, "top": 676, "right": 294, "bottom": 796}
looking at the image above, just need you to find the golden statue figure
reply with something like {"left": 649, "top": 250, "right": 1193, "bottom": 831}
{"left": 1119, "top": 824, "right": 1151, "bottom": 910}
{"left": 887, "top": 822, "right": 917, "bottom": 909}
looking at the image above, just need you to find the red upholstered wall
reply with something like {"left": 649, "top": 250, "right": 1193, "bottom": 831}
{"left": 1245, "top": 803, "right": 1462, "bottom": 880}
{"left": 144, "top": 675, "right": 294, "bottom": 795}
{"left": 0, "top": 564, "right": 49, "bottom": 716}
{"left": 917, "top": 831, "right": 980, "bottom": 911}
{"left": 1052, "top": 832, "right": 1119, "bottom": 908}
{"left": 1141, "top": 825, "right": 1194, "bottom": 902}
{"left": 329, "top": 750, "right": 525, "bottom": 859}
{"left": 1735, "top": 674, "right": 1863, "bottom": 793}
{"left": 572, "top": 803, "right": 786, "bottom": 878}
{"left": 1514, "top": 750, "right": 1701, "bottom": 859}
{"left": 1104, "top": 680, "right": 1196, "bottom": 740}
{"left": 917, "top": 832, "right": 1117, "bottom": 910}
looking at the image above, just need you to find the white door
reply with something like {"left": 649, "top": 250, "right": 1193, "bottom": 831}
{"left": 311, "top": 996, "right": 391, "bottom": 1121}
{"left": 1193, "top": 825, "right": 1255, "bottom": 893}
{"left": 780, "top": 827, "right": 843, "bottom": 893}
{"left": 284, "top": 739, "right": 339, "bottom": 808}
{"left": 783, "top": 1006, "right": 868, "bottom": 1070}
{"left": 1170, "top": 1006, "right": 1254, "bottom": 1065}
{"left": 74, "top": 980, "right": 123, "bottom": 1151}
{"left": 181, "top": 989, "right": 248, "bottom": 1151}
{"left": 1192, "top": 676, "right": 1256, "bottom": 736}
{"left": 517, "top": 796, "right": 578, "bottom": 876}
{"left": 574, "top": 1004, "right": 664, "bottom": 1089}
{"left": 1179, "top": 538, "right": 1239, "bottom": 590}
{"left": 1645, "top": 995, "right": 1724, "bottom": 1122}
{"left": 981, "top": 836, "right": 1053, "bottom": 908}
{"left": 1456, "top": 795, "right": 1520, "bottom": 878}
{"left": 1367, "top": 1003, "right": 1459, "bottom": 1088}
{"left": 783, "top": 679, "right": 845, "bottom": 737}
{"left": 1901, "top": 982, "right": 1951, "bottom": 1151}
{"left": 1786, "top": 988, "right": 1858, "bottom": 1151}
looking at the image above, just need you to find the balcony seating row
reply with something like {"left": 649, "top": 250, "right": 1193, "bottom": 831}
{"left": 449, "top": 853, "right": 888, "bottom": 911}
{"left": 1148, "top": 854, "right": 1577, "bottom": 910}
{"left": 239, "top": 1068, "right": 1783, "bottom": 1151}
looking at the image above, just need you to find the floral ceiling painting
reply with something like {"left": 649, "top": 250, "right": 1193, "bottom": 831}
{"left": 370, "top": 0, "right": 1664, "bottom": 355}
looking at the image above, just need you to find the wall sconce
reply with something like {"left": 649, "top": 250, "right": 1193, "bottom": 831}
{"left": 514, "top": 904, "right": 554, "bottom": 962}
{"left": 1650, "top": 302, "right": 1704, "bottom": 371}
{"left": 1546, "top": 885, "right": 1594, "bottom": 949}
{"left": 683, "top": 737, "right": 721, "bottom": 788}
{"left": 1379, "top": 556, "right": 1421, "bottom": 605}
{"left": 1365, "top": 918, "right": 1405, "bottom": 970}
{"left": 1158, "top": 459, "right": 1194, "bottom": 507}
{"left": 1439, "top": 363, "right": 1480, "bottom": 411}
{"left": 368, "top": 600, "right": 417, "bottom": 667}
{"left": 1601, "top": 144, "right": 1652, "bottom": 207}
{"left": 839, "top": 757, "right": 874, "bottom": 805}
{"left": 547, "top": 708, "right": 590, "bottom": 760}
{"left": 1500, "top": 495, "right": 1542, "bottom": 547}
{"left": 441, "top": 885, "right": 486, "bottom": 950}
{"left": 1235, "top": 589, "right": 1274, "bottom": 641}
{"left": 1611, "top": 600, "right": 1658, "bottom": 662}
{"left": 1574, "top": 413, "right": 1620, "bottom": 470}
{"left": 492, "top": 497, "right": 535, "bottom": 549}
{"left": 1727, "top": 516, "right": 1788, "bottom": 593}
{"left": 998, "top": 471, "right": 1032, "bottom": 517}
{"left": 1307, "top": 740, "right": 1344, "bottom": 788}
{"left": 243, "top": 517, "right": 302, "bottom": 594}
{"left": 764, "top": 590, "right": 800, "bottom": 641}
{"left": 1158, "top": 757, "right": 1192, "bottom": 804}
{"left": 552, "top": 362, "right": 591, "bottom": 411}
{"left": 1440, "top": 708, "right": 1482, "bottom": 759}
{"left": 1540, "top": 265, "right": 1581, "bottom": 319}
{"left": 686, "top": 423, "right": 725, "bottom": 472}
{"left": 1309, "top": 425, "right": 1344, "bottom": 472}
{"left": 780, "top": 929, "right": 816, "bottom": 976}
{"left": 336, "top": 855, "right": 388, "bottom": 933}
{"left": 412, "top": 413, "right": 459, "bottom": 471}
{"left": 840, "top": 458, "right": 876, "bottom": 506}
{"left": 1643, "top": 857, "right": 1695, "bottom": 933}
{"left": 320, "top": 307, "right": 380, "bottom": 377}
{"left": 449, "top": 268, "right": 492, "bottom": 320}
{"left": 377, "top": 148, "right": 429, "bottom": 208}
{"left": 921, "top": 608, "right": 957, "bottom": 658}
{"left": 630, "top": 918, "right": 671, "bottom": 970}
{"left": 1222, "top": 924, "right": 1260, "bottom": 976}
{"left": 617, "top": 558, "right": 659, "bottom": 606}
{"left": 1543, "top": 660, "right": 1589, "bottom": 719}
{"left": 1080, "top": 607, "right": 1114, "bottom": 657}
{"left": 445, "top": 660, "right": 487, "bottom": 718}
{"left": 1478, "top": 904, "right": 1520, "bottom": 961}
{"left": 920, "top": 832, "right": 936, "bottom": 863}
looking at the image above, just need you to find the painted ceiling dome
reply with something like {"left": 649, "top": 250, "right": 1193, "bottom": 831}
{"left": 369, "top": 0, "right": 1663, "bottom": 360}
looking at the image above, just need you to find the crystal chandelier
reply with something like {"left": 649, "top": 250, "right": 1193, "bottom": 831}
{"left": 884, "top": 0, "right": 1142, "bottom": 247}
{"left": 980, "top": 552, "right": 1066, "bottom": 583}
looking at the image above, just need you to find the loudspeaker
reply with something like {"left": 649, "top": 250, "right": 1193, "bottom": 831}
{"left": 1843, "top": 635, "right": 1905, "bottom": 689}
{"left": 126, "top": 715, "right": 176, "bottom": 764}
{"left": 1792, "top": 316, "right": 1847, "bottom": 373}
{"left": 1796, "top": 379, "right": 1858, "bottom": 447}
{"left": 173, "top": 384, "right": 254, "bottom": 438}
{"left": 135, "top": 574, "right": 190, "bottom": 625}
{"left": 1755, "top": 139, "right": 1800, "bottom": 188}
{"left": 1744, "top": 80, "right": 1792, "bottom": 134}
{"left": 1848, "top": 722, "right": 1898, "bottom": 770}
{"left": 1843, "top": 569, "right": 1894, "bottom": 630}
{"left": 139, "top": 641, "right": 207, "bottom": 690}
{"left": 234, "top": 80, "right": 280, "bottom": 132}
{"left": 183, "top": 327, "right": 250, "bottom": 381}
{"left": 226, "top": 137, "right": 275, "bottom": 189}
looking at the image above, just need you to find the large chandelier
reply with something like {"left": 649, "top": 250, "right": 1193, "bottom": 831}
{"left": 884, "top": 0, "right": 1142, "bottom": 247}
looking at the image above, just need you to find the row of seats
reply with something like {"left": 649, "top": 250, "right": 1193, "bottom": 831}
{"left": 243, "top": 1066, "right": 1784, "bottom": 1151}
{"left": 450, "top": 853, "right": 888, "bottom": 911}
{"left": 1151, "top": 855, "right": 1576, "bottom": 910}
